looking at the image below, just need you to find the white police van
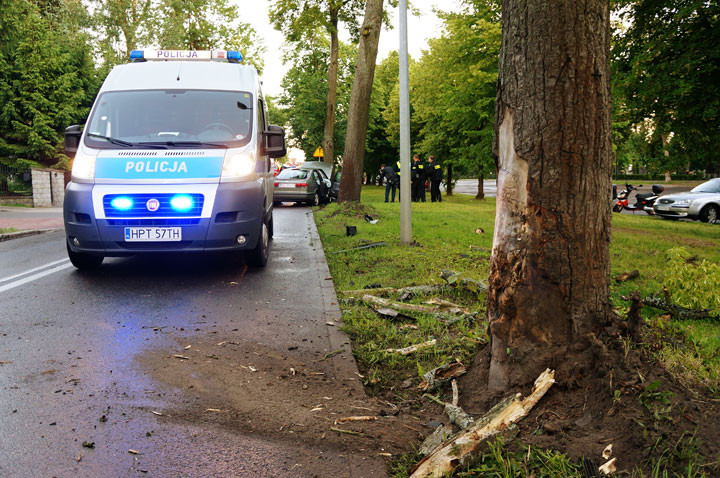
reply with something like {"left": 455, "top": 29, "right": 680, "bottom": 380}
{"left": 63, "top": 49, "right": 285, "bottom": 269}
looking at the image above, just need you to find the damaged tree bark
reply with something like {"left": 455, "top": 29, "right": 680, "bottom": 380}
{"left": 482, "top": 0, "right": 612, "bottom": 391}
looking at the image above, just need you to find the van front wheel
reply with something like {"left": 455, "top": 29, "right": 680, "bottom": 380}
{"left": 66, "top": 242, "right": 104, "bottom": 270}
{"left": 246, "top": 218, "right": 270, "bottom": 267}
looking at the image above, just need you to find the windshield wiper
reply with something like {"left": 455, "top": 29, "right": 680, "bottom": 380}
{"left": 141, "top": 141, "right": 229, "bottom": 149}
{"left": 87, "top": 133, "right": 167, "bottom": 149}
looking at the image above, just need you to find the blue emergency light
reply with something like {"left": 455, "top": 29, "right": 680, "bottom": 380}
{"left": 130, "top": 50, "right": 144, "bottom": 61}
{"left": 170, "top": 194, "right": 194, "bottom": 212}
{"left": 110, "top": 196, "right": 134, "bottom": 210}
{"left": 227, "top": 51, "right": 243, "bottom": 62}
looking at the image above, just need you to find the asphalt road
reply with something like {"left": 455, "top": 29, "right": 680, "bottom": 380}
{"left": 0, "top": 207, "right": 388, "bottom": 478}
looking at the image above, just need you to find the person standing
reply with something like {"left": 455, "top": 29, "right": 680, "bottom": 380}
{"left": 427, "top": 155, "right": 443, "bottom": 202}
{"left": 380, "top": 163, "right": 398, "bottom": 202}
{"left": 411, "top": 154, "right": 426, "bottom": 202}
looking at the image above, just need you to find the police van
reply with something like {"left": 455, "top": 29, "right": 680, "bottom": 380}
{"left": 63, "top": 49, "right": 285, "bottom": 269}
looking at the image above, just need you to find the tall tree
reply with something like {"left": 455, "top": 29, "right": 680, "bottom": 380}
{"left": 270, "top": 0, "right": 366, "bottom": 166}
{"left": 155, "top": 0, "right": 265, "bottom": 71}
{"left": 93, "top": 0, "right": 153, "bottom": 65}
{"left": 483, "top": 0, "right": 612, "bottom": 391}
{"left": 338, "top": 0, "right": 385, "bottom": 202}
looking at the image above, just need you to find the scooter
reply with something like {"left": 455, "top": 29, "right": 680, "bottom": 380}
{"left": 613, "top": 183, "right": 665, "bottom": 215}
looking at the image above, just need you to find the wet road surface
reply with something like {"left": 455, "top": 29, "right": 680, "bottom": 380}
{"left": 0, "top": 207, "right": 388, "bottom": 477}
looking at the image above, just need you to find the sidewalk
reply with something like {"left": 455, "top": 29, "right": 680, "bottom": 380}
{"left": 0, "top": 206, "right": 63, "bottom": 240}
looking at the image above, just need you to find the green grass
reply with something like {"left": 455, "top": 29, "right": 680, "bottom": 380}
{"left": 0, "top": 203, "right": 32, "bottom": 208}
{"left": 0, "top": 227, "right": 18, "bottom": 234}
{"left": 315, "top": 186, "right": 720, "bottom": 395}
{"left": 315, "top": 186, "right": 720, "bottom": 476}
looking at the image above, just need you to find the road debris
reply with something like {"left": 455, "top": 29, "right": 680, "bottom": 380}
{"left": 420, "top": 360, "right": 467, "bottom": 390}
{"left": 128, "top": 449, "right": 140, "bottom": 455}
{"left": 151, "top": 411, "right": 163, "bottom": 416}
{"left": 410, "top": 369, "right": 555, "bottom": 477}
{"left": 319, "top": 349, "right": 343, "bottom": 361}
{"left": 76, "top": 453, "right": 83, "bottom": 462}
{"left": 205, "top": 408, "right": 222, "bottom": 413}
{"left": 599, "top": 457, "right": 617, "bottom": 475}
{"left": 184, "top": 345, "right": 192, "bottom": 350}
{"left": 385, "top": 339, "right": 437, "bottom": 356}
{"left": 330, "top": 426, "right": 363, "bottom": 436}
{"left": 172, "top": 354, "right": 190, "bottom": 360}
{"left": 334, "top": 416, "right": 378, "bottom": 424}
{"left": 82, "top": 441, "right": 95, "bottom": 449}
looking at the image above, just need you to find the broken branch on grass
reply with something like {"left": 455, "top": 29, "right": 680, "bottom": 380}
{"left": 440, "top": 270, "right": 488, "bottom": 295}
{"left": 385, "top": 339, "right": 437, "bottom": 356}
{"left": 614, "top": 270, "right": 639, "bottom": 282}
{"left": 334, "top": 241, "right": 388, "bottom": 254}
{"left": 420, "top": 360, "right": 467, "bottom": 391}
{"left": 622, "top": 288, "right": 716, "bottom": 321}
{"left": 341, "top": 284, "right": 445, "bottom": 299}
{"left": 410, "top": 369, "right": 556, "bottom": 478}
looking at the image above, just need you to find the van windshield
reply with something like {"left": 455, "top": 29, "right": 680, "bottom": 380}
{"left": 84, "top": 90, "right": 253, "bottom": 149}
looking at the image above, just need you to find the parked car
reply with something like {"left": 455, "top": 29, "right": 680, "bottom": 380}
{"left": 653, "top": 178, "right": 720, "bottom": 223}
{"left": 273, "top": 168, "right": 329, "bottom": 206}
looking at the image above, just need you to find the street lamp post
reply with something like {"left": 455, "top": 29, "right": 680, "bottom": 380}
{"left": 399, "top": 0, "right": 412, "bottom": 243}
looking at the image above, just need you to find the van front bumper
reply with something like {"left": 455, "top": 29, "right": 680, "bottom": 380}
{"left": 64, "top": 181, "right": 266, "bottom": 256}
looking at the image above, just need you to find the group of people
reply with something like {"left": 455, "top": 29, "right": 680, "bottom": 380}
{"left": 380, "top": 154, "right": 443, "bottom": 203}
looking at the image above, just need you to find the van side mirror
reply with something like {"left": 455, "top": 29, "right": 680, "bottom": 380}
{"left": 64, "top": 125, "right": 82, "bottom": 156}
{"left": 263, "top": 124, "right": 286, "bottom": 159}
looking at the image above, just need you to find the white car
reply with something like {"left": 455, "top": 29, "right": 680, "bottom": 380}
{"left": 653, "top": 178, "right": 720, "bottom": 223}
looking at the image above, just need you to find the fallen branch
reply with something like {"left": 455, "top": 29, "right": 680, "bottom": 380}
{"left": 420, "top": 360, "right": 467, "bottom": 391}
{"left": 362, "top": 294, "right": 447, "bottom": 314}
{"left": 410, "top": 369, "right": 556, "bottom": 478}
{"left": 614, "top": 270, "right": 639, "bottom": 282}
{"left": 440, "top": 270, "right": 488, "bottom": 295}
{"left": 425, "top": 298, "right": 470, "bottom": 314}
{"left": 623, "top": 288, "right": 716, "bottom": 321}
{"left": 330, "top": 426, "right": 363, "bottom": 436}
{"left": 334, "top": 241, "right": 388, "bottom": 254}
{"left": 334, "top": 416, "right": 377, "bottom": 424}
{"left": 385, "top": 339, "right": 437, "bottom": 356}
{"left": 342, "top": 284, "right": 446, "bottom": 299}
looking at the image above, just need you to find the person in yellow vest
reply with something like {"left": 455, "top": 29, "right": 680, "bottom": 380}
{"left": 427, "top": 155, "right": 443, "bottom": 202}
{"left": 411, "top": 154, "right": 426, "bottom": 202}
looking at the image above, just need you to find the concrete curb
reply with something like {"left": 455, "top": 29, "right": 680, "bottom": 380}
{"left": 0, "top": 228, "right": 61, "bottom": 242}
{"left": 306, "top": 209, "right": 367, "bottom": 396}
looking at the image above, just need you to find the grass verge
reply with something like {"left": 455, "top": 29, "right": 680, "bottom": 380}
{"left": 0, "top": 227, "right": 19, "bottom": 234}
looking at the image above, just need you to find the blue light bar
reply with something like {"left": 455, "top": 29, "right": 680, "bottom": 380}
{"left": 227, "top": 51, "right": 243, "bottom": 62}
{"left": 130, "top": 50, "right": 144, "bottom": 61}
{"left": 170, "top": 194, "right": 194, "bottom": 212}
{"left": 111, "top": 196, "right": 134, "bottom": 210}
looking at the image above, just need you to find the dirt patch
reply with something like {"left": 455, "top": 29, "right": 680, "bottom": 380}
{"left": 137, "top": 334, "right": 427, "bottom": 476}
{"left": 445, "top": 316, "right": 720, "bottom": 475}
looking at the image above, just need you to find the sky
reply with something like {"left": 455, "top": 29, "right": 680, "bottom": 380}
{"left": 238, "top": 0, "right": 463, "bottom": 97}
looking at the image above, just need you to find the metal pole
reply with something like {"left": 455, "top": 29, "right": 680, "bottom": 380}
{"left": 398, "top": 0, "right": 412, "bottom": 243}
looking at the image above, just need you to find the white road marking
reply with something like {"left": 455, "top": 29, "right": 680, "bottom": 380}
{"left": 0, "top": 262, "right": 73, "bottom": 294}
{"left": 0, "top": 258, "right": 70, "bottom": 284}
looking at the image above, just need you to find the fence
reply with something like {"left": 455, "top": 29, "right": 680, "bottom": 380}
{"left": 0, "top": 163, "right": 32, "bottom": 197}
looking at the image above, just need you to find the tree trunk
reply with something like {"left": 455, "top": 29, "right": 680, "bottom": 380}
{"left": 661, "top": 133, "right": 671, "bottom": 182}
{"left": 476, "top": 172, "right": 485, "bottom": 199}
{"left": 446, "top": 164, "right": 453, "bottom": 196}
{"left": 483, "top": 0, "right": 612, "bottom": 392}
{"left": 322, "top": 12, "right": 340, "bottom": 167}
{"left": 337, "top": 0, "right": 384, "bottom": 203}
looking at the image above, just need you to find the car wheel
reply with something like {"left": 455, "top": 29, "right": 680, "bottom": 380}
{"left": 699, "top": 204, "right": 719, "bottom": 223}
{"left": 312, "top": 192, "right": 320, "bottom": 207}
{"left": 66, "top": 242, "right": 103, "bottom": 270}
{"left": 268, "top": 213, "right": 274, "bottom": 240}
{"left": 245, "top": 217, "right": 270, "bottom": 267}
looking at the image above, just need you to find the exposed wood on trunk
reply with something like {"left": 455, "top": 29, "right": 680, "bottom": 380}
{"left": 626, "top": 291, "right": 645, "bottom": 342}
{"left": 410, "top": 369, "right": 555, "bottom": 477}
{"left": 484, "top": 0, "right": 612, "bottom": 391}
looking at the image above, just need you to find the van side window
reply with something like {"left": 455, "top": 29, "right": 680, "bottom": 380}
{"left": 258, "top": 99, "right": 270, "bottom": 172}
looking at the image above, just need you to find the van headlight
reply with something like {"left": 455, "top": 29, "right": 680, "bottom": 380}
{"left": 221, "top": 153, "right": 255, "bottom": 180}
{"left": 71, "top": 149, "right": 96, "bottom": 181}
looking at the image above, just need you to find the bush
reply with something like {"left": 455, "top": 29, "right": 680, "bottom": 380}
{"left": 665, "top": 247, "right": 720, "bottom": 311}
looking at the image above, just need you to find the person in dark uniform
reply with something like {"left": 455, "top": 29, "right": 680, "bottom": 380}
{"left": 411, "top": 154, "right": 426, "bottom": 202}
{"left": 427, "top": 155, "right": 443, "bottom": 202}
{"left": 380, "top": 163, "right": 398, "bottom": 202}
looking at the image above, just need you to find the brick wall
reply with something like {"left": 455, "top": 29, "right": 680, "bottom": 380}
{"left": 31, "top": 168, "right": 65, "bottom": 207}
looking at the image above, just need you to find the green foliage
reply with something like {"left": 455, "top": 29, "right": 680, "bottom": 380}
{"left": 0, "top": 0, "right": 98, "bottom": 168}
{"left": 612, "top": 0, "right": 720, "bottom": 176}
{"left": 665, "top": 247, "right": 720, "bottom": 311}
{"left": 278, "top": 36, "right": 356, "bottom": 162}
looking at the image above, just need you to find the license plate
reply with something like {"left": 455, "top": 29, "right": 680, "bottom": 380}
{"left": 124, "top": 227, "right": 182, "bottom": 242}
{"left": 656, "top": 205, "right": 669, "bottom": 211}
{"left": 279, "top": 183, "right": 294, "bottom": 188}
